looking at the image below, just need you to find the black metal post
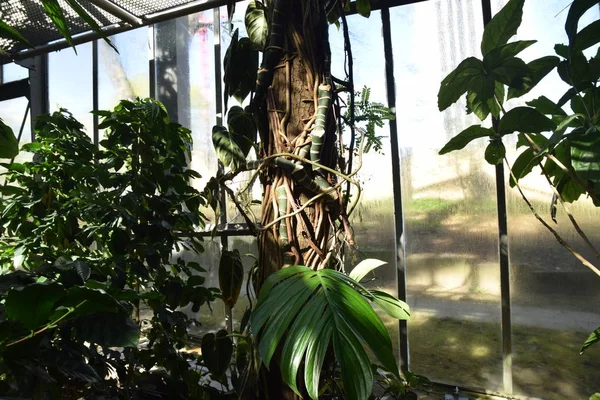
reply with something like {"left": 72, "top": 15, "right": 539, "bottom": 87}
{"left": 92, "top": 40, "right": 99, "bottom": 147}
{"left": 149, "top": 25, "right": 156, "bottom": 99}
{"left": 28, "top": 55, "right": 49, "bottom": 141}
{"left": 381, "top": 6, "right": 409, "bottom": 373}
{"left": 481, "top": 0, "right": 513, "bottom": 393}
{"left": 213, "top": 6, "right": 231, "bottom": 331}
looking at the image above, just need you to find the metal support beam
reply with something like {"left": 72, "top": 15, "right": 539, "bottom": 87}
{"left": 92, "top": 40, "right": 99, "bottom": 147}
{"left": 481, "top": 0, "right": 513, "bottom": 394}
{"left": 0, "top": 79, "right": 29, "bottom": 102}
{"left": 381, "top": 7, "right": 409, "bottom": 373}
{"left": 87, "top": 0, "right": 143, "bottom": 26}
{"left": 149, "top": 25, "right": 156, "bottom": 99}
{"left": 28, "top": 55, "right": 49, "bottom": 141}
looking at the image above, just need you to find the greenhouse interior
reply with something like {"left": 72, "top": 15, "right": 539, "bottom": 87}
{"left": 0, "top": 0, "right": 599, "bottom": 399}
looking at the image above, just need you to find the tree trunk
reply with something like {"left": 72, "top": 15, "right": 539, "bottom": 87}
{"left": 252, "top": 0, "right": 341, "bottom": 398}
{"left": 257, "top": 0, "right": 339, "bottom": 284}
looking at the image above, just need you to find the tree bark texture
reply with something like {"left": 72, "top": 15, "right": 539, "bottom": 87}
{"left": 257, "top": 0, "right": 340, "bottom": 287}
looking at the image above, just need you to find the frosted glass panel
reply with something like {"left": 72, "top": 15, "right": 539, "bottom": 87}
{"left": 493, "top": 0, "right": 600, "bottom": 398}
{"left": 48, "top": 44, "right": 93, "bottom": 135}
{"left": 98, "top": 28, "right": 149, "bottom": 111}
{"left": 182, "top": 236, "right": 258, "bottom": 335}
{"left": 328, "top": 11, "right": 399, "bottom": 354}
{"left": 188, "top": 11, "right": 219, "bottom": 218}
{"left": 391, "top": 0, "right": 503, "bottom": 391}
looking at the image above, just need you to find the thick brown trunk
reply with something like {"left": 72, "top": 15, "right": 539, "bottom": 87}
{"left": 254, "top": 0, "right": 337, "bottom": 398}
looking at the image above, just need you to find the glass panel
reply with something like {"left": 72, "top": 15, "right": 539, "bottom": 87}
{"left": 392, "top": 0, "right": 503, "bottom": 390}
{"left": 179, "top": 237, "right": 227, "bottom": 333}
{"left": 48, "top": 43, "right": 94, "bottom": 136}
{"left": 3, "top": 62, "right": 28, "bottom": 82}
{"left": 220, "top": 3, "right": 262, "bottom": 225}
{"left": 153, "top": 12, "right": 219, "bottom": 224}
{"left": 181, "top": 236, "right": 258, "bottom": 335}
{"left": 189, "top": 11, "right": 219, "bottom": 200}
{"left": 490, "top": 1, "right": 600, "bottom": 398}
{"left": 328, "top": 11, "right": 400, "bottom": 355}
{"left": 98, "top": 28, "right": 149, "bottom": 111}
{"left": 0, "top": 97, "right": 32, "bottom": 185}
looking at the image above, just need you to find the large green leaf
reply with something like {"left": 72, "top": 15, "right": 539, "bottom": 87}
{"left": 41, "top": 0, "right": 73, "bottom": 47}
{"left": 201, "top": 329, "right": 233, "bottom": 377}
{"left": 223, "top": 30, "right": 259, "bottom": 106}
{"left": 580, "top": 327, "right": 600, "bottom": 354}
{"left": 509, "top": 147, "right": 536, "bottom": 187}
{"left": 367, "top": 290, "right": 410, "bottom": 320}
{"left": 490, "top": 57, "right": 530, "bottom": 87}
{"left": 0, "top": 21, "right": 33, "bottom": 47}
{"left": 61, "top": 286, "right": 122, "bottom": 316}
{"left": 356, "top": 0, "right": 371, "bottom": 18}
{"left": 0, "top": 119, "right": 19, "bottom": 159}
{"left": 573, "top": 19, "right": 600, "bottom": 53}
{"left": 438, "top": 57, "right": 485, "bottom": 111}
{"left": 466, "top": 75, "right": 500, "bottom": 120}
{"left": 438, "top": 125, "right": 493, "bottom": 155}
{"left": 498, "top": 106, "right": 557, "bottom": 135}
{"left": 507, "top": 56, "right": 560, "bottom": 99}
{"left": 251, "top": 265, "right": 404, "bottom": 400}
{"left": 73, "top": 312, "right": 139, "bottom": 347}
{"left": 483, "top": 40, "right": 536, "bottom": 71}
{"left": 304, "top": 310, "right": 333, "bottom": 398}
{"left": 570, "top": 128, "right": 600, "bottom": 190}
{"left": 232, "top": 38, "right": 259, "bottom": 103}
{"left": 480, "top": 0, "right": 525, "bottom": 56}
{"left": 526, "top": 96, "right": 567, "bottom": 117}
{"left": 349, "top": 258, "right": 387, "bottom": 282}
{"left": 245, "top": 1, "right": 268, "bottom": 49}
{"left": 218, "top": 249, "right": 244, "bottom": 308}
{"left": 212, "top": 125, "right": 245, "bottom": 170}
{"left": 227, "top": 106, "right": 256, "bottom": 157}
{"left": 64, "top": 0, "right": 117, "bottom": 52}
{"left": 280, "top": 290, "right": 328, "bottom": 395}
{"left": 565, "top": 0, "right": 599, "bottom": 48}
{"left": 6, "top": 283, "right": 66, "bottom": 330}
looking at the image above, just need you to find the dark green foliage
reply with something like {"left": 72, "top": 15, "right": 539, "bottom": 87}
{"left": 251, "top": 261, "right": 410, "bottom": 400}
{"left": 201, "top": 329, "right": 234, "bottom": 377}
{"left": 438, "top": 0, "right": 600, "bottom": 355}
{"left": 0, "top": 100, "right": 219, "bottom": 398}
{"left": 346, "top": 87, "right": 395, "bottom": 154}
{"left": 218, "top": 249, "right": 244, "bottom": 308}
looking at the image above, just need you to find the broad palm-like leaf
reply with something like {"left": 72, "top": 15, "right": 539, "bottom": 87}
{"left": 250, "top": 263, "right": 410, "bottom": 400}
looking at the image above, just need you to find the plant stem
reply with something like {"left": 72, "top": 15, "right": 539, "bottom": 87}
{"left": 504, "top": 158, "right": 600, "bottom": 277}
{"left": 340, "top": 7, "right": 355, "bottom": 210}
{"left": 6, "top": 300, "right": 87, "bottom": 347}
{"left": 523, "top": 133, "right": 600, "bottom": 204}
{"left": 538, "top": 162, "right": 600, "bottom": 260}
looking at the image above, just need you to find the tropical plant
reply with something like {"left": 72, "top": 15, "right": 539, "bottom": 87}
{"left": 205, "top": 1, "right": 404, "bottom": 398}
{"left": 0, "top": 100, "right": 221, "bottom": 399}
{"left": 437, "top": 0, "right": 600, "bottom": 352}
{"left": 250, "top": 259, "right": 410, "bottom": 400}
